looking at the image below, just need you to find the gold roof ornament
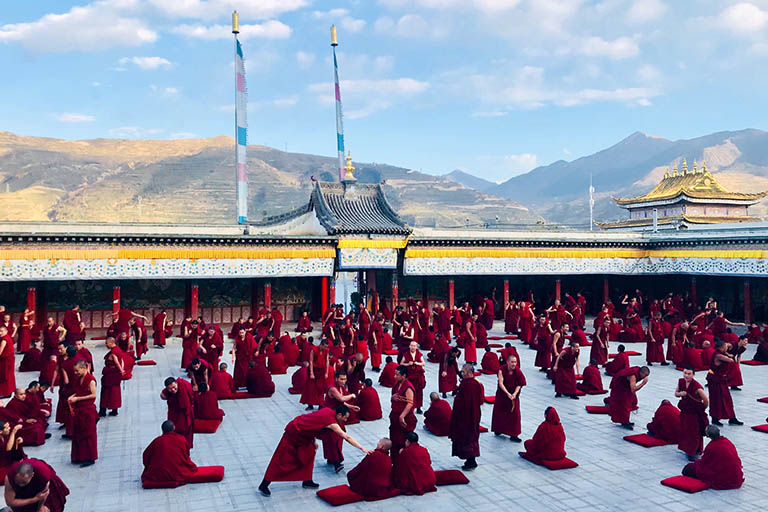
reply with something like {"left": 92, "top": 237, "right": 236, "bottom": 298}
{"left": 331, "top": 25, "right": 338, "bottom": 46}
{"left": 344, "top": 152, "right": 356, "bottom": 181}
{"left": 672, "top": 164, "right": 678, "bottom": 176}
{"left": 693, "top": 159, "right": 698, "bottom": 173}
{"left": 664, "top": 167, "right": 670, "bottom": 179}
{"left": 232, "top": 11, "right": 239, "bottom": 34}
{"left": 682, "top": 159, "right": 689, "bottom": 175}
{"left": 701, "top": 160, "right": 707, "bottom": 173}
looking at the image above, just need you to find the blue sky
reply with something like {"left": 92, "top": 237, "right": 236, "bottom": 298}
{"left": 2, "top": 0, "right": 768, "bottom": 183}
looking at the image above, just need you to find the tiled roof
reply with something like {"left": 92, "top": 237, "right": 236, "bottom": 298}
{"left": 598, "top": 214, "right": 761, "bottom": 230}
{"left": 311, "top": 182, "right": 411, "bottom": 235}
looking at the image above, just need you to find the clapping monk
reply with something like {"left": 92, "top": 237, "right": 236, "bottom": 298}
{"left": 141, "top": 421, "right": 198, "bottom": 488}
{"left": 608, "top": 366, "right": 650, "bottom": 430}
{"left": 321, "top": 371, "right": 360, "bottom": 472}
{"left": 378, "top": 356, "right": 396, "bottom": 387}
{"left": 424, "top": 392, "right": 451, "bottom": 436}
{"left": 245, "top": 361, "right": 275, "bottom": 398}
{"left": 258, "top": 405, "right": 370, "bottom": 497}
{"left": 645, "top": 400, "right": 680, "bottom": 443}
{"left": 491, "top": 355, "right": 525, "bottom": 442}
{"left": 161, "top": 377, "right": 195, "bottom": 449}
{"left": 480, "top": 346, "right": 500, "bottom": 374}
{"left": 521, "top": 407, "right": 566, "bottom": 464}
{"left": 392, "top": 432, "right": 436, "bottom": 496}
{"left": 210, "top": 363, "right": 235, "bottom": 399}
{"left": 99, "top": 337, "right": 124, "bottom": 418}
{"left": 194, "top": 383, "right": 224, "bottom": 421}
{"left": 356, "top": 379, "right": 382, "bottom": 421}
{"left": 4, "top": 458, "right": 69, "bottom": 512}
{"left": 681, "top": 425, "right": 743, "bottom": 489}
{"left": 347, "top": 438, "right": 394, "bottom": 499}
{"left": 69, "top": 360, "right": 98, "bottom": 467}
{"left": 707, "top": 339, "right": 743, "bottom": 425}
{"left": 577, "top": 359, "right": 604, "bottom": 393}
{"left": 675, "top": 366, "right": 709, "bottom": 461}
{"left": 450, "top": 364, "right": 483, "bottom": 470}
{"left": 553, "top": 335, "right": 580, "bottom": 400}
{"left": 389, "top": 366, "right": 417, "bottom": 455}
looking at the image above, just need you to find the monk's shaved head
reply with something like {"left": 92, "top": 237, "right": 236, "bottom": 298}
{"left": 705, "top": 424, "right": 721, "bottom": 439}
{"left": 162, "top": 420, "right": 175, "bottom": 433}
{"left": 377, "top": 438, "right": 393, "bottom": 451}
{"left": 430, "top": 392, "right": 439, "bottom": 402}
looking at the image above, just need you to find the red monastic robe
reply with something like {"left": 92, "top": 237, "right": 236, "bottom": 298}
{"left": 392, "top": 442, "right": 436, "bottom": 495}
{"left": 71, "top": 373, "right": 98, "bottom": 463}
{"left": 646, "top": 402, "right": 681, "bottom": 442}
{"left": 141, "top": 431, "right": 198, "bottom": 487}
{"left": 449, "top": 377, "right": 483, "bottom": 460}
{"left": 347, "top": 449, "right": 394, "bottom": 499}
{"left": 424, "top": 398, "right": 452, "bottom": 436}
{"left": 523, "top": 408, "right": 566, "bottom": 463}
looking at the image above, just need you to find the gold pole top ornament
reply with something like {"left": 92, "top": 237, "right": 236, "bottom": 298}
{"left": 344, "top": 151, "right": 355, "bottom": 180}
{"left": 232, "top": 11, "right": 239, "bottom": 34}
{"left": 682, "top": 159, "right": 688, "bottom": 174}
{"left": 331, "top": 25, "right": 338, "bottom": 46}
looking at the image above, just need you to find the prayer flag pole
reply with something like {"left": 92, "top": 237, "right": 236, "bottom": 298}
{"left": 331, "top": 25, "right": 346, "bottom": 182}
{"left": 233, "top": 11, "right": 248, "bottom": 224}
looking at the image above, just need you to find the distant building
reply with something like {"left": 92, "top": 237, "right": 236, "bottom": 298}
{"left": 599, "top": 160, "right": 768, "bottom": 230}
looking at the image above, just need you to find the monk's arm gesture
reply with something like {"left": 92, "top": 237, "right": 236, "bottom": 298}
{"left": 327, "top": 424, "right": 372, "bottom": 454}
{"left": 400, "top": 388, "right": 414, "bottom": 427}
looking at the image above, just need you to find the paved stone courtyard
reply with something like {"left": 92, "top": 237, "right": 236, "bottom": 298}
{"left": 13, "top": 322, "right": 768, "bottom": 512}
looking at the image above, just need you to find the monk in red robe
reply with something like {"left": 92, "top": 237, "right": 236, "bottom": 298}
{"left": 577, "top": 359, "right": 604, "bottom": 393}
{"left": 210, "top": 363, "right": 235, "bottom": 399}
{"left": 591, "top": 317, "right": 610, "bottom": 365}
{"left": 296, "top": 311, "right": 312, "bottom": 333}
{"left": 62, "top": 305, "right": 83, "bottom": 344}
{"left": 553, "top": 337, "right": 580, "bottom": 399}
{"left": 399, "top": 341, "right": 426, "bottom": 413}
{"left": 233, "top": 328, "right": 256, "bottom": 389}
{"left": 4, "top": 458, "right": 69, "bottom": 512}
{"left": 682, "top": 425, "right": 743, "bottom": 489}
{"left": 69, "top": 360, "right": 98, "bottom": 466}
{"left": 258, "top": 405, "right": 370, "bottom": 496}
{"left": 424, "top": 392, "right": 451, "bottom": 436}
{"left": 152, "top": 310, "right": 168, "bottom": 348}
{"left": 319, "top": 371, "right": 360, "bottom": 471}
{"left": 0, "top": 326, "right": 16, "bottom": 398}
{"left": 604, "top": 345, "right": 629, "bottom": 376}
{"left": 480, "top": 346, "right": 500, "bottom": 374}
{"left": 450, "top": 365, "right": 483, "bottom": 470}
{"left": 289, "top": 363, "right": 308, "bottom": 394}
{"left": 245, "top": 361, "right": 275, "bottom": 398}
{"left": 357, "top": 379, "right": 382, "bottom": 421}
{"left": 194, "top": 383, "right": 224, "bottom": 421}
{"left": 278, "top": 335, "right": 299, "bottom": 367}
{"left": 301, "top": 339, "right": 329, "bottom": 410}
{"left": 675, "top": 367, "right": 709, "bottom": 460}
{"left": 0, "top": 420, "right": 26, "bottom": 472}
{"left": 707, "top": 340, "right": 742, "bottom": 425}
{"left": 392, "top": 432, "right": 436, "bottom": 495}
{"left": 645, "top": 399, "right": 680, "bottom": 442}
{"left": 492, "top": 354, "right": 525, "bottom": 442}
{"left": 646, "top": 312, "right": 667, "bottom": 365}
{"left": 142, "top": 420, "right": 199, "bottom": 487}
{"left": 99, "top": 337, "right": 124, "bottom": 417}
{"left": 389, "top": 366, "right": 417, "bottom": 455}
{"left": 0, "top": 396, "right": 47, "bottom": 447}
{"left": 53, "top": 345, "right": 76, "bottom": 437}
{"left": 608, "top": 366, "right": 650, "bottom": 429}
{"left": 521, "top": 407, "right": 566, "bottom": 463}
{"left": 161, "top": 377, "right": 195, "bottom": 449}
{"left": 18, "top": 340, "right": 41, "bottom": 373}
{"left": 378, "top": 356, "right": 397, "bottom": 387}
{"left": 347, "top": 438, "right": 394, "bottom": 499}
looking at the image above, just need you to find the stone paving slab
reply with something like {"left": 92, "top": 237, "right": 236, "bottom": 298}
{"left": 11, "top": 322, "right": 768, "bottom": 512}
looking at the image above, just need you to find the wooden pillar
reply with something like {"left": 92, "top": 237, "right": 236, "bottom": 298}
{"left": 264, "top": 281, "right": 272, "bottom": 310}
{"left": 189, "top": 283, "right": 199, "bottom": 319}
{"left": 36, "top": 283, "right": 47, "bottom": 327}
{"left": 329, "top": 277, "right": 336, "bottom": 306}
{"left": 26, "top": 287, "right": 36, "bottom": 313}
{"left": 367, "top": 270, "right": 378, "bottom": 313}
{"left": 112, "top": 286, "right": 121, "bottom": 315}
{"left": 690, "top": 277, "right": 698, "bottom": 305}
{"left": 555, "top": 279, "right": 561, "bottom": 302}
{"left": 744, "top": 280, "right": 752, "bottom": 324}
{"left": 603, "top": 278, "right": 610, "bottom": 305}
{"left": 448, "top": 279, "right": 455, "bottom": 309}
{"left": 321, "top": 277, "right": 328, "bottom": 318}
{"left": 503, "top": 279, "right": 509, "bottom": 305}
{"left": 392, "top": 273, "right": 399, "bottom": 311}
{"left": 422, "top": 277, "right": 429, "bottom": 311}
{"left": 251, "top": 280, "right": 260, "bottom": 318}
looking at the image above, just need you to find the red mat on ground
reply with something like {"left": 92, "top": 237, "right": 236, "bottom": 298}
{"left": 434, "top": 469, "right": 470, "bottom": 485}
{"left": 480, "top": 369, "right": 497, "bottom": 375}
{"left": 757, "top": 397, "right": 768, "bottom": 404}
{"left": 660, "top": 475, "right": 711, "bottom": 493}
{"left": 383, "top": 349, "right": 399, "bottom": 355}
{"left": 219, "top": 391, "right": 258, "bottom": 400}
{"left": 92, "top": 336, "right": 107, "bottom": 340}
{"left": 473, "top": 371, "right": 482, "bottom": 376}
{"left": 193, "top": 419, "right": 221, "bottom": 434}
{"left": 575, "top": 374, "right": 582, "bottom": 380}
{"left": 580, "top": 341, "right": 592, "bottom": 346}
{"left": 609, "top": 351, "right": 641, "bottom": 357}
{"left": 624, "top": 433, "right": 674, "bottom": 447}
{"left": 585, "top": 405, "right": 609, "bottom": 414}
{"left": 585, "top": 389, "right": 608, "bottom": 395}
{"left": 188, "top": 465, "right": 225, "bottom": 483}
{"left": 519, "top": 451, "right": 578, "bottom": 470}
{"left": 484, "top": 396, "right": 495, "bottom": 404}
{"left": 317, "top": 485, "right": 365, "bottom": 506}
{"left": 288, "top": 387, "right": 301, "bottom": 395}
{"left": 573, "top": 389, "right": 586, "bottom": 396}
{"left": 487, "top": 336, "right": 517, "bottom": 340}
{"left": 137, "top": 360, "right": 157, "bottom": 366}
{"left": 741, "top": 360, "right": 768, "bottom": 366}
{"left": 479, "top": 425, "right": 488, "bottom": 433}
{"left": 751, "top": 424, "right": 768, "bottom": 433}
{"left": 488, "top": 343, "right": 503, "bottom": 348}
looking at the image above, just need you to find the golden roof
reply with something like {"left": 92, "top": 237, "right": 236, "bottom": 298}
{"left": 613, "top": 160, "right": 768, "bottom": 206}
{"left": 597, "top": 214, "right": 762, "bottom": 230}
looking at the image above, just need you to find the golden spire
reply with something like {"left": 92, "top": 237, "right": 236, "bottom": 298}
{"left": 682, "top": 159, "right": 688, "bottom": 175}
{"left": 344, "top": 151, "right": 355, "bottom": 180}
{"left": 701, "top": 160, "right": 707, "bottom": 173}
{"left": 331, "top": 25, "right": 338, "bottom": 46}
{"left": 664, "top": 167, "right": 670, "bottom": 179}
{"left": 693, "top": 159, "right": 698, "bottom": 173}
{"left": 232, "top": 11, "right": 239, "bottom": 34}
{"left": 672, "top": 164, "right": 678, "bottom": 176}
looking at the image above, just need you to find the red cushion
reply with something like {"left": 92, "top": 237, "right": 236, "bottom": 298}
{"left": 479, "top": 425, "right": 488, "bottom": 433}
{"left": 193, "top": 419, "right": 221, "bottom": 434}
{"left": 609, "top": 351, "right": 641, "bottom": 357}
{"left": 580, "top": 341, "right": 592, "bottom": 346}
{"left": 623, "top": 433, "right": 674, "bottom": 447}
{"left": 585, "top": 405, "right": 610, "bottom": 414}
{"left": 741, "top": 360, "right": 768, "bottom": 366}
{"left": 137, "top": 360, "right": 157, "bottom": 366}
{"left": 316, "top": 485, "right": 364, "bottom": 506}
{"left": 660, "top": 475, "right": 711, "bottom": 493}
{"left": 480, "top": 369, "right": 497, "bottom": 375}
{"left": 585, "top": 389, "right": 608, "bottom": 395}
{"left": 188, "top": 466, "right": 225, "bottom": 484}
{"left": 364, "top": 488, "right": 401, "bottom": 501}
{"left": 519, "top": 451, "right": 578, "bottom": 470}
{"left": 751, "top": 424, "right": 768, "bottom": 433}
{"left": 383, "top": 349, "right": 399, "bottom": 355}
{"left": 484, "top": 396, "right": 495, "bottom": 404}
{"left": 288, "top": 387, "right": 302, "bottom": 395}
{"left": 142, "top": 479, "right": 183, "bottom": 489}
{"left": 573, "top": 389, "right": 586, "bottom": 396}
{"left": 575, "top": 374, "right": 583, "bottom": 380}
{"left": 757, "top": 397, "right": 768, "bottom": 404}
{"left": 487, "top": 343, "right": 503, "bottom": 348}
{"left": 434, "top": 469, "right": 470, "bottom": 485}
{"left": 473, "top": 371, "right": 482, "bottom": 376}
{"left": 219, "top": 391, "right": 257, "bottom": 400}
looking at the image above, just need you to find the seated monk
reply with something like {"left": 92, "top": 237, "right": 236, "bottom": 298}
{"left": 19, "top": 341, "right": 42, "bottom": 373}
{"left": 498, "top": 343, "right": 519, "bottom": 366}
{"left": 681, "top": 343, "right": 705, "bottom": 371}
{"left": 392, "top": 432, "right": 436, "bottom": 495}
{"left": 0, "top": 420, "right": 26, "bottom": 471}
{"left": 290, "top": 363, "right": 308, "bottom": 394}
{"left": 194, "top": 383, "right": 225, "bottom": 421}
{"left": 280, "top": 335, "right": 300, "bottom": 367}
{"left": 39, "top": 356, "right": 57, "bottom": 388}
{"left": 646, "top": 399, "right": 681, "bottom": 442}
{"left": 700, "top": 341, "right": 716, "bottom": 368}
{"left": 4, "top": 458, "right": 69, "bottom": 512}
{"left": 682, "top": 425, "right": 744, "bottom": 489}
{"left": 423, "top": 392, "right": 451, "bottom": 437}
{"left": 577, "top": 359, "right": 604, "bottom": 393}
{"left": 378, "top": 356, "right": 397, "bottom": 388}
{"left": 23, "top": 382, "right": 50, "bottom": 423}
{"left": 356, "top": 379, "right": 382, "bottom": 421}
{"left": 604, "top": 345, "right": 629, "bottom": 376}
{"left": 0, "top": 395, "right": 49, "bottom": 447}
{"left": 141, "top": 420, "right": 199, "bottom": 487}
{"left": 522, "top": 407, "right": 566, "bottom": 463}
{"left": 245, "top": 361, "right": 275, "bottom": 398}
{"left": 209, "top": 363, "right": 235, "bottom": 399}
{"left": 347, "top": 438, "right": 394, "bottom": 499}
{"left": 5, "top": 388, "right": 47, "bottom": 429}
{"left": 268, "top": 346, "right": 288, "bottom": 375}
{"left": 480, "top": 346, "right": 500, "bottom": 374}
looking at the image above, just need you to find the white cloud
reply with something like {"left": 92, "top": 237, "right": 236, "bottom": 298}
{"left": 119, "top": 56, "right": 173, "bottom": 70}
{"left": 471, "top": 111, "right": 508, "bottom": 118}
{"left": 636, "top": 64, "right": 662, "bottom": 84}
{"left": 312, "top": 8, "right": 350, "bottom": 19}
{"left": 309, "top": 78, "right": 429, "bottom": 118}
{"left": 108, "top": 126, "right": 163, "bottom": 138}
{"left": 171, "top": 132, "right": 198, "bottom": 138}
{"left": 502, "top": 153, "right": 538, "bottom": 173}
{"left": 375, "top": 14, "right": 448, "bottom": 38}
{"left": 55, "top": 113, "right": 95, "bottom": 123}
{"left": 296, "top": 51, "right": 315, "bottom": 69}
{"left": 341, "top": 17, "right": 367, "bottom": 33}
{"left": 374, "top": 16, "right": 394, "bottom": 32}
{"left": 0, "top": 0, "right": 156, "bottom": 53}
{"left": 626, "top": 0, "right": 666, "bottom": 23}
{"left": 148, "top": 0, "right": 307, "bottom": 20}
{"left": 171, "top": 20, "right": 291, "bottom": 40}
{"left": 164, "top": 86, "right": 179, "bottom": 96}
{"left": 477, "top": 152, "right": 539, "bottom": 181}
{"left": 272, "top": 96, "right": 298, "bottom": 107}
{"left": 346, "top": 99, "right": 393, "bottom": 119}
{"left": 378, "top": 0, "right": 520, "bottom": 11}
{"left": 717, "top": 2, "right": 768, "bottom": 34}
{"left": 580, "top": 36, "right": 639, "bottom": 59}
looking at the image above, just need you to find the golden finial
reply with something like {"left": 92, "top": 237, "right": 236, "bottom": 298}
{"left": 331, "top": 25, "right": 338, "bottom": 46}
{"left": 344, "top": 151, "right": 355, "bottom": 180}
{"left": 232, "top": 11, "right": 239, "bottom": 34}
{"left": 682, "top": 159, "right": 688, "bottom": 175}
{"left": 701, "top": 160, "right": 707, "bottom": 173}
{"left": 664, "top": 167, "right": 670, "bottom": 179}
{"left": 693, "top": 159, "right": 698, "bottom": 173}
{"left": 673, "top": 164, "right": 678, "bottom": 176}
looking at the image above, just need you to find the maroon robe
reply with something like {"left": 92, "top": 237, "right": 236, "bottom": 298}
{"left": 347, "top": 448, "right": 394, "bottom": 499}
{"left": 554, "top": 347, "right": 578, "bottom": 395}
{"left": 0, "top": 334, "right": 16, "bottom": 397}
{"left": 245, "top": 364, "right": 275, "bottom": 397}
{"left": 378, "top": 362, "right": 397, "bottom": 388}
{"left": 706, "top": 356, "right": 735, "bottom": 420}
{"left": 646, "top": 319, "right": 666, "bottom": 364}
{"left": 233, "top": 333, "right": 256, "bottom": 389}
{"left": 357, "top": 386, "right": 382, "bottom": 421}
{"left": 401, "top": 350, "right": 426, "bottom": 410}
{"left": 646, "top": 402, "right": 680, "bottom": 442}
{"left": 290, "top": 365, "right": 307, "bottom": 394}
{"left": 392, "top": 442, "right": 436, "bottom": 495}
{"left": 164, "top": 378, "right": 195, "bottom": 449}
{"left": 608, "top": 366, "right": 641, "bottom": 425}
{"left": 491, "top": 365, "right": 526, "bottom": 437}
{"left": 523, "top": 408, "right": 566, "bottom": 463}
{"left": 438, "top": 352, "right": 459, "bottom": 394}
{"left": 100, "top": 348, "right": 122, "bottom": 410}
{"left": 210, "top": 370, "right": 235, "bottom": 399}
{"left": 62, "top": 309, "right": 83, "bottom": 343}
{"left": 18, "top": 347, "right": 41, "bottom": 373}
{"left": 604, "top": 352, "right": 629, "bottom": 376}
{"left": 0, "top": 406, "right": 46, "bottom": 447}
{"left": 267, "top": 353, "right": 288, "bottom": 375}
{"left": 481, "top": 350, "right": 500, "bottom": 374}
{"left": 152, "top": 312, "right": 167, "bottom": 346}
{"left": 389, "top": 379, "right": 417, "bottom": 452}
{"left": 71, "top": 373, "right": 98, "bottom": 463}
{"left": 590, "top": 326, "right": 609, "bottom": 365}
{"left": 7, "top": 458, "right": 69, "bottom": 512}
{"left": 684, "top": 436, "right": 743, "bottom": 490}
{"left": 449, "top": 377, "right": 483, "bottom": 460}
{"left": 424, "top": 398, "right": 452, "bottom": 436}
{"left": 677, "top": 378, "right": 708, "bottom": 457}
{"left": 576, "top": 364, "right": 604, "bottom": 393}
{"left": 194, "top": 390, "right": 224, "bottom": 420}
{"left": 141, "top": 431, "right": 198, "bottom": 487}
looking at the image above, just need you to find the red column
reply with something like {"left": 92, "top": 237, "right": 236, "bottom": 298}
{"left": 329, "top": 278, "right": 336, "bottom": 306}
{"left": 251, "top": 280, "right": 260, "bottom": 318}
{"left": 321, "top": 277, "right": 328, "bottom": 318}
{"left": 744, "top": 280, "right": 752, "bottom": 324}
{"left": 448, "top": 279, "right": 454, "bottom": 309}
{"left": 26, "top": 287, "right": 36, "bottom": 313}
{"left": 422, "top": 278, "right": 429, "bottom": 312}
{"left": 392, "top": 273, "right": 399, "bottom": 311}
{"left": 264, "top": 281, "right": 272, "bottom": 310}
{"left": 555, "top": 279, "right": 561, "bottom": 302}
{"left": 190, "top": 284, "right": 199, "bottom": 319}
{"left": 603, "top": 278, "right": 610, "bottom": 305}
{"left": 503, "top": 279, "right": 509, "bottom": 305}
{"left": 112, "top": 286, "right": 121, "bottom": 315}
{"left": 367, "top": 270, "right": 378, "bottom": 313}
{"left": 690, "top": 277, "right": 698, "bottom": 305}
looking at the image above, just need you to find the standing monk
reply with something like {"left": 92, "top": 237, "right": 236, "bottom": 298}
{"left": 608, "top": 366, "right": 650, "bottom": 430}
{"left": 99, "top": 337, "right": 124, "bottom": 417}
{"left": 706, "top": 340, "right": 743, "bottom": 426}
{"left": 646, "top": 311, "right": 667, "bottom": 366}
{"left": 69, "top": 360, "right": 98, "bottom": 467}
{"left": 553, "top": 336, "right": 580, "bottom": 400}
{"left": 399, "top": 341, "right": 426, "bottom": 414}
{"left": 449, "top": 365, "right": 483, "bottom": 470}
{"left": 62, "top": 305, "right": 82, "bottom": 344}
{"left": 491, "top": 355, "right": 525, "bottom": 442}
{"left": 389, "top": 366, "right": 417, "bottom": 456}
{"left": 161, "top": 377, "right": 195, "bottom": 449}
{"left": 0, "top": 326, "right": 16, "bottom": 398}
{"left": 301, "top": 339, "right": 329, "bottom": 411}
{"left": 41, "top": 317, "right": 65, "bottom": 362}
{"left": 438, "top": 347, "right": 460, "bottom": 398}
{"left": 232, "top": 328, "right": 256, "bottom": 389}
{"left": 675, "top": 367, "right": 709, "bottom": 461}
{"left": 152, "top": 309, "right": 168, "bottom": 348}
